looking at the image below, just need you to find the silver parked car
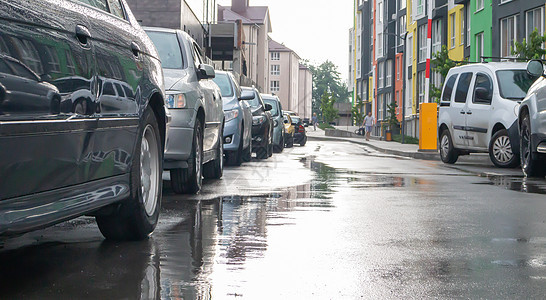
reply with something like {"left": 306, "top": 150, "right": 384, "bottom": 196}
{"left": 213, "top": 71, "right": 253, "bottom": 166}
{"left": 518, "top": 60, "right": 546, "bottom": 177}
{"left": 145, "top": 27, "right": 224, "bottom": 194}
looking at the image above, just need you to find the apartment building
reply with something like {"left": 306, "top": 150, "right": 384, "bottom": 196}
{"left": 299, "top": 64, "right": 313, "bottom": 120}
{"left": 268, "top": 39, "right": 300, "bottom": 113}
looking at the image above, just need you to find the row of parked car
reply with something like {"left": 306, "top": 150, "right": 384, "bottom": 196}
{"left": 438, "top": 60, "right": 546, "bottom": 177}
{"left": 0, "top": 0, "right": 307, "bottom": 242}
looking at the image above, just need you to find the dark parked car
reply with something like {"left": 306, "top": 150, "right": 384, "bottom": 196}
{"left": 145, "top": 27, "right": 224, "bottom": 194}
{"left": 241, "top": 87, "right": 273, "bottom": 159}
{"left": 0, "top": 0, "right": 168, "bottom": 241}
{"left": 213, "top": 71, "right": 252, "bottom": 166}
{"left": 291, "top": 116, "right": 307, "bottom": 146}
{"left": 262, "top": 94, "right": 285, "bottom": 153}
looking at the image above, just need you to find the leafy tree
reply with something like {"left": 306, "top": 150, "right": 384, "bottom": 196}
{"left": 351, "top": 95, "right": 365, "bottom": 126}
{"left": 304, "top": 60, "right": 351, "bottom": 118}
{"left": 320, "top": 92, "right": 339, "bottom": 124}
{"left": 512, "top": 29, "right": 546, "bottom": 59}
{"left": 431, "top": 45, "right": 465, "bottom": 102}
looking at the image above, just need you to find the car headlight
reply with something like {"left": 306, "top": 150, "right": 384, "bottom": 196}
{"left": 274, "top": 120, "right": 279, "bottom": 127}
{"left": 166, "top": 92, "right": 186, "bottom": 109}
{"left": 514, "top": 103, "right": 520, "bottom": 117}
{"left": 253, "top": 115, "right": 266, "bottom": 125}
{"left": 224, "top": 109, "right": 239, "bottom": 122}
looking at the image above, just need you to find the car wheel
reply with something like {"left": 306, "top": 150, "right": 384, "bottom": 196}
{"left": 274, "top": 135, "right": 284, "bottom": 153}
{"left": 242, "top": 140, "right": 252, "bottom": 162}
{"left": 520, "top": 115, "right": 546, "bottom": 177}
{"left": 203, "top": 125, "right": 224, "bottom": 179}
{"left": 440, "top": 129, "right": 458, "bottom": 164}
{"left": 287, "top": 134, "right": 294, "bottom": 148}
{"left": 171, "top": 120, "right": 203, "bottom": 194}
{"left": 256, "top": 146, "right": 268, "bottom": 159}
{"left": 300, "top": 136, "right": 307, "bottom": 146}
{"left": 489, "top": 129, "right": 519, "bottom": 168}
{"left": 96, "top": 107, "right": 162, "bottom": 241}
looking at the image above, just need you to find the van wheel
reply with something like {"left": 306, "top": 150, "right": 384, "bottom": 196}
{"left": 520, "top": 115, "right": 546, "bottom": 177}
{"left": 489, "top": 129, "right": 519, "bottom": 168}
{"left": 203, "top": 125, "right": 224, "bottom": 179}
{"left": 171, "top": 121, "right": 203, "bottom": 194}
{"left": 96, "top": 107, "right": 162, "bottom": 241}
{"left": 440, "top": 129, "right": 458, "bottom": 164}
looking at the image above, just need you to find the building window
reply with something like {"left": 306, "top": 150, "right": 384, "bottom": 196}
{"left": 271, "top": 80, "right": 280, "bottom": 92}
{"left": 396, "top": 57, "right": 401, "bottom": 80}
{"left": 378, "top": 61, "right": 384, "bottom": 88}
{"left": 476, "top": 0, "right": 484, "bottom": 12}
{"left": 501, "top": 15, "right": 517, "bottom": 57}
{"left": 418, "top": 71, "right": 425, "bottom": 104}
{"left": 432, "top": 19, "right": 442, "bottom": 55}
{"left": 378, "top": 94, "right": 384, "bottom": 120}
{"left": 271, "top": 64, "right": 280, "bottom": 76}
{"left": 378, "top": 33, "right": 383, "bottom": 57}
{"left": 460, "top": 10, "right": 465, "bottom": 45}
{"left": 385, "top": 92, "right": 392, "bottom": 117}
{"left": 476, "top": 32, "right": 484, "bottom": 61}
{"left": 450, "top": 13, "right": 456, "bottom": 48}
{"left": 386, "top": 60, "right": 392, "bottom": 86}
{"left": 466, "top": 5, "right": 471, "bottom": 46}
{"left": 357, "top": 59, "right": 361, "bottom": 77}
{"left": 417, "top": 0, "right": 424, "bottom": 16}
{"left": 399, "top": 15, "right": 406, "bottom": 47}
{"left": 408, "top": 36, "right": 413, "bottom": 66}
{"left": 407, "top": 77, "right": 413, "bottom": 113}
{"left": 418, "top": 24, "right": 427, "bottom": 63}
{"left": 378, "top": 1, "right": 383, "bottom": 24}
{"left": 271, "top": 52, "right": 280, "bottom": 61}
{"left": 526, "top": 7, "right": 545, "bottom": 40}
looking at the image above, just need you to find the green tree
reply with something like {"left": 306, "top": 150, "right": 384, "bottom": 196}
{"left": 320, "top": 92, "right": 339, "bottom": 124}
{"left": 304, "top": 60, "right": 351, "bottom": 118}
{"left": 512, "top": 29, "right": 546, "bottom": 59}
{"left": 351, "top": 95, "right": 365, "bottom": 126}
{"left": 385, "top": 100, "right": 399, "bottom": 130}
{"left": 430, "top": 45, "right": 462, "bottom": 102}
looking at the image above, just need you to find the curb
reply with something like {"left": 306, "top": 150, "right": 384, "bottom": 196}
{"left": 308, "top": 135, "right": 440, "bottom": 161}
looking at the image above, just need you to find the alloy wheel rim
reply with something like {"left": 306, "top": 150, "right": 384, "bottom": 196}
{"left": 196, "top": 128, "right": 202, "bottom": 185}
{"left": 522, "top": 126, "right": 531, "bottom": 168}
{"left": 141, "top": 124, "right": 159, "bottom": 216}
{"left": 441, "top": 135, "right": 449, "bottom": 159}
{"left": 493, "top": 135, "right": 513, "bottom": 163}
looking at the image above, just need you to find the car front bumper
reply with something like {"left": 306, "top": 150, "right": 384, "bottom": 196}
{"left": 163, "top": 108, "right": 197, "bottom": 169}
{"left": 223, "top": 117, "right": 242, "bottom": 152}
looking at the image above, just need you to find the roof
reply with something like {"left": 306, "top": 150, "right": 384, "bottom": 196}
{"left": 269, "top": 38, "right": 301, "bottom": 59}
{"left": 451, "top": 62, "right": 528, "bottom": 72}
{"left": 299, "top": 64, "right": 309, "bottom": 70}
{"left": 218, "top": 5, "right": 271, "bottom": 31}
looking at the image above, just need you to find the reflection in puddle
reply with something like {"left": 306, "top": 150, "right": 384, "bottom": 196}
{"left": 476, "top": 175, "right": 546, "bottom": 195}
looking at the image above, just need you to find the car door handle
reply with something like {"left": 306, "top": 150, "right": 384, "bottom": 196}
{"left": 466, "top": 111, "right": 473, "bottom": 115}
{"left": 460, "top": 111, "right": 466, "bottom": 114}
{"left": 75, "top": 25, "right": 91, "bottom": 45}
{"left": 131, "top": 42, "right": 140, "bottom": 57}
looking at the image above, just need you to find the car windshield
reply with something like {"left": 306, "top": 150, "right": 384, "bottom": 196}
{"left": 146, "top": 31, "right": 184, "bottom": 69}
{"left": 212, "top": 73, "right": 233, "bottom": 98}
{"left": 263, "top": 99, "right": 279, "bottom": 116}
{"left": 496, "top": 70, "right": 539, "bottom": 100}
{"left": 243, "top": 90, "right": 261, "bottom": 107}
{"left": 291, "top": 116, "right": 301, "bottom": 124}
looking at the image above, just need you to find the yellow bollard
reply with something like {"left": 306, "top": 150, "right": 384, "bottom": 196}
{"left": 419, "top": 103, "right": 438, "bottom": 152}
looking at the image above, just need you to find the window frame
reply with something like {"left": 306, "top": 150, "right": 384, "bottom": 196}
{"left": 454, "top": 72, "right": 473, "bottom": 104}
{"left": 441, "top": 74, "right": 458, "bottom": 103}
{"left": 472, "top": 72, "right": 493, "bottom": 105}
{"left": 271, "top": 64, "right": 280, "bottom": 76}
{"left": 500, "top": 15, "right": 517, "bottom": 57}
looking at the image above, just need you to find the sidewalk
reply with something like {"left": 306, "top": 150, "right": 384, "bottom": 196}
{"left": 306, "top": 126, "right": 440, "bottom": 161}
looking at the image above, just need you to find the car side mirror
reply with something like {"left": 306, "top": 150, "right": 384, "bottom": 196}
{"left": 527, "top": 59, "right": 544, "bottom": 77}
{"left": 265, "top": 103, "right": 273, "bottom": 111}
{"left": 197, "top": 64, "right": 215, "bottom": 80}
{"left": 283, "top": 119, "right": 289, "bottom": 124}
{"left": 40, "top": 74, "right": 52, "bottom": 82}
{"left": 239, "top": 90, "right": 254, "bottom": 101}
{"left": 475, "top": 87, "right": 492, "bottom": 103}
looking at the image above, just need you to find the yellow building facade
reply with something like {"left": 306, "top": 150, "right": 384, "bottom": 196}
{"left": 447, "top": 4, "right": 465, "bottom": 62}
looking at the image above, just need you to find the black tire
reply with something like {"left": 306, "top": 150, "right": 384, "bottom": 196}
{"left": 242, "top": 140, "right": 252, "bottom": 162}
{"left": 300, "top": 136, "right": 307, "bottom": 146}
{"left": 489, "top": 129, "right": 519, "bottom": 168}
{"left": 203, "top": 125, "right": 224, "bottom": 179}
{"left": 439, "top": 129, "right": 459, "bottom": 164}
{"left": 274, "top": 135, "right": 284, "bottom": 153}
{"left": 520, "top": 115, "right": 546, "bottom": 177}
{"left": 171, "top": 120, "right": 203, "bottom": 194}
{"left": 96, "top": 107, "right": 162, "bottom": 241}
{"left": 286, "top": 134, "right": 294, "bottom": 148}
{"left": 256, "top": 146, "right": 268, "bottom": 159}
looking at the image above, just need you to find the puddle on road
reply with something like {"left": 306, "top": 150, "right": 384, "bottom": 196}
{"left": 474, "top": 175, "right": 546, "bottom": 195}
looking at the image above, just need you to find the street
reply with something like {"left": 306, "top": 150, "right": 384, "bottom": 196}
{"left": 1, "top": 139, "right": 546, "bottom": 299}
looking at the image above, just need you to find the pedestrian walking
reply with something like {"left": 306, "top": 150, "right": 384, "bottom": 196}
{"left": 363, "top": 112, "right": 374, "bottom": 141}
{"left": 312, "top": 113, "right": 318, "bottom": 131}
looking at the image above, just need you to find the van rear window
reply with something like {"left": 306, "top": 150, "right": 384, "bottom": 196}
{"left": 442, "top": 74, "right": 458, "bottom": 102}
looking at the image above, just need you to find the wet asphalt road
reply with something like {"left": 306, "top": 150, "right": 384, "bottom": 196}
{"left": 2, "top": 140, "right": 546, "bottom": 299}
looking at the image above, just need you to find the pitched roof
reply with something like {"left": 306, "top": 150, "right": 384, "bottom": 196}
{"left": 268, "top": 38, "right": 301, "bottom": 59}
{"left": 218, "top": 5, "right": 271, "bottom": 30}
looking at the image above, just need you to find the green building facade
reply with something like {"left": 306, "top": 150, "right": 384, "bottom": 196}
{"left": 469, "top": 0, "right": 493, "bottom": 62}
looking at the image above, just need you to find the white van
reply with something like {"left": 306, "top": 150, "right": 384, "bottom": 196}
{"left": 438, "top": 62, "right": 539, "bottom": 167}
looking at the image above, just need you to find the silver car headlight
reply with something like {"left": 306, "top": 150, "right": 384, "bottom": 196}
{"left": 166, "top": 92, "right": 186, "bottom": 109}
{"left": 253, "top": 115, "right": 266, "bottom": 125}
{"left": 224, "top": 109, "right": 239, "bottom": 122}
{"left": 514, "top": 103, "right": 520, "bottom": 117}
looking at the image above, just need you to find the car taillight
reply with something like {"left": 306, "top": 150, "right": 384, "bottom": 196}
{"left": 298, "top": 125, "right": 305, "bottom": 133}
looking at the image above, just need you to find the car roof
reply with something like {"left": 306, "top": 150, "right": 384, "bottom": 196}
{"left": 450, "top": 62, "right": 528, "bottom": 72}
{"left": 261, "top": 94, "right": 279, "bottom": 100}
{"left": 143, "top": 26, "right": 193, "bottom": 41}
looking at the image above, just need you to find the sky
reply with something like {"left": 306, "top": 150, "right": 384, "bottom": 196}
{"left": 216, "top": 0, "right": 354, "bottom": 82}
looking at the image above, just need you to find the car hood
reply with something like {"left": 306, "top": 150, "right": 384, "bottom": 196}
{"left": 163, "top": 68, "right": 190, "bottom": 91}
{"left": 251, "top": 106, "right": 263, "bottom": 116}
{"left": 223, "top": 97, "right": 239, "bottom": 111}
